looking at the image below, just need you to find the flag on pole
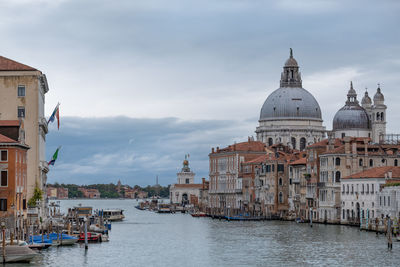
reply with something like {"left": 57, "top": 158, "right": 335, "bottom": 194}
{"left": 48, "top": 103, "right": 60, "bottom": 130}
{"left": 48, "top": 146, "right": 61, "bottom": 166}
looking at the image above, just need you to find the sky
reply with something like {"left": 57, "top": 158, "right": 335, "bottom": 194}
{"left": 1, "top": 0, "right": 399, "bottom": 186}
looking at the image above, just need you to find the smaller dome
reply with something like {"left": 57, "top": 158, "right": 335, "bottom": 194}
{"left": 333, "top": 105, "right": 370, "bottom": 130}
{"left": 373, "top": 86, "right": 384, "bottom": 102}
{"left": 361, "top": 90, "right": 372, "bottom": 105}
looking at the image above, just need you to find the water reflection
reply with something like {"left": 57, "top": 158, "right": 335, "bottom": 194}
{"left": 23, "top": 199, "right": 399, "bottom": 266}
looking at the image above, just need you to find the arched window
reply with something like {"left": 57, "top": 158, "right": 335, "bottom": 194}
{"left": 395, "top": 159, "right": 398, "bottom": 166}
{"left": 381, "top": 112, "right": 384, "bottom": 121}
{"left": 291, "top": 137, "right": 296, "bottom": 149}
{"left": 346, "top": 184, "right": 349, "bottom": 193}
{"left": 359, "top": 159, "right": 363, "bottom": 167}
{"left": 335, "top": 157, "right": 341, "bottom": 166}
{"left": 367, "top": 184, "right": 369, "bottom": 193}
{"left": 362, "top": 184, "right": 364, "bottom": 194}
{"left": 342, "top": 184, "right": 345, "bottom": 193}
{"left": 268, "top": 138, "right": 273, "bottom": 146}
{"left": 377, "top": 113, "right": 380, "bottom": 120}
{"left": 300, "top": 138, "right": 306, "bottom": 151}
{"left": 279, "top": 192, "right": 283, "bottom": 203}
{"left": 369, "top": 159, "right": 373, "bottom": 167}
{"left": 335, "top": 171, "right": 341, "bottom": 183}
{"left": 279, "top": 178, "right": 282, "bottom": 186}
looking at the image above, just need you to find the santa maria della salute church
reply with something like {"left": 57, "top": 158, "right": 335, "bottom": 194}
{"left": 256, "top": 49, "right": 387, "bottom": 148}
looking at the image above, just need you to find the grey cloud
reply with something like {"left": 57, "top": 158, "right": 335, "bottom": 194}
{"left": 46, "top": 116, "right": 255, "bottom": 186}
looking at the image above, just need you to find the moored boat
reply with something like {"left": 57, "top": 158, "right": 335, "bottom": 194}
{"left": 103, "top": 209, "right": 125, "bottom": 221}
{"left": 191, "top": 212, "right": 207, "bottom": 217}
{"left": 157, "top": 204, "right": 172, "bottom": 213}
{"left": 0, "top": 245, "right": 37, "bottom": 263}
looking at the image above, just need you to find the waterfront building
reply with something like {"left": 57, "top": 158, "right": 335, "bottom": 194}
{"left": 78, "top": 188, "right": 101, "bottom": 198}
{"left": 305, "top": 138, "right": 343, "bottom": 221}
{"left": 318, "top": 137, "right": 400, "bottom": 223}
{"left": 256, "top": 49, "right": 326, "bottom": 150}
{"left": 0, "top": 121, "right": 29, "bottom": 228}
{"left": 198, "top": 178, "right": 209, "bottom": 212}
{"left": 47, "top": 187, "right": 68, "bottom": 199}
{"left": 0, "top": 56, "right": 49, "bottom": 218}
{"left": 208, "top": 139, "right": 265, "bottom": 215}
{"left": 239, "top": 154, "right": 266, "bottom": 215}
{"left": 340, "top": 166, "right": 400, "bottom": 224}
{"left": 169, "top": 157, "right": 203, "bottom": 206}
{"left": 47, "top": 187, "right": 57, "bottom": 199}
{"left": 254, "top": 144, "right": 302, "bottom": 218}
{"left": 288, "top": 157, "right": 307, "bottom": 219}
{"left": 376, "top": 177, "right": 400, "bottom": 219}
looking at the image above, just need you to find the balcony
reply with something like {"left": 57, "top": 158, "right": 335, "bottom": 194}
{"left": 317, "top": 182, "right": 326, "bottom": 188}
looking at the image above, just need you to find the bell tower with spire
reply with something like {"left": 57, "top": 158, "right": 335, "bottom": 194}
{"left": 371, "top": 84, "right": 387, "bottom": 143}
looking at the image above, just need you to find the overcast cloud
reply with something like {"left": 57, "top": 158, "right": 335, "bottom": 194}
{"left": 1, "top": 0, "right": 399, "bottom": 185}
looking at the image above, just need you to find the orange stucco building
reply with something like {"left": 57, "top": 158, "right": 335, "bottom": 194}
{"left": 0, "top": 121, "right": 29, "bottom": 228}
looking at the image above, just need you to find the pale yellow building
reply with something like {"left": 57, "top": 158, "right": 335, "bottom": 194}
{"left": 0, "top": 56, "right": 49, "bottom": 217}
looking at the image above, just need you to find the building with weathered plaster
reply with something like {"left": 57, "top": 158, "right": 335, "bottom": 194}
{"left": 288, "top": 157, "right": 307, "bottom": 219}
{"left": 0, "top": 56, "right": 49, "bottom": 217}
{"left": 0, "top": 121, "right": 29, "bottom": 229}
{"left": 208, "top": 139, "right": 266, "bottom": 215}
{"left": 256, "top": 49, "right": 326, "bottom": 150}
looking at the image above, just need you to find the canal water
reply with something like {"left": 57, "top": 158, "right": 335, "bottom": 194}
{"left": 15, "top": 199, "right": 399, "bottom": 266}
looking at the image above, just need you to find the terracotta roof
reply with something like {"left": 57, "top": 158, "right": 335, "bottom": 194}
{"left": 289, "top": 157, "right": 306, "bottom": 165}
{"left": 307, "top": 138, "right": 343, "bottom": 148}
{"left": 343, "top": 166, "right": 400, "bottom": 179}
{"left": 321, "top": 145, "right": 345, "bottom": 155}
{"left": 0, "top": 120, "right": 20, "bottom": 126}
{"left": 173, "top": 184, "right": 203, "bottom": 189}
{"left": 245, "top": 154, "right": 267, "bottom": 164}
{"left": 0, "top": 56, "right": 37, "bottom": 71}
{"left": 217, "top": 140, "right": 266, "bottom": 153}
{"left": 0, "top": 133, "right": 17, "bottom": 143}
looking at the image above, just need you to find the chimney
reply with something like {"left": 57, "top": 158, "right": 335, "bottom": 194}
{"left": 212, "top": 147, "right": 214, "bottom": 153}
{"left": 248, "top": 136, "right": 251, "bottom": 143}
{"left": 216, "top": 147, "right": 220, "bottom": 152}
